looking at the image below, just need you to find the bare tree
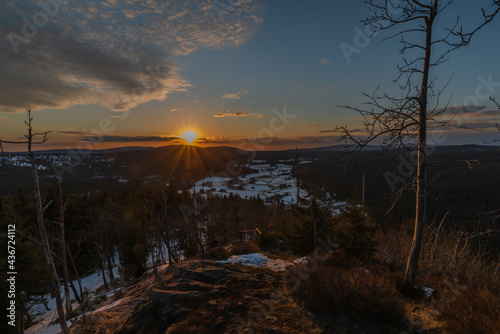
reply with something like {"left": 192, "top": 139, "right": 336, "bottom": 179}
{"left": 56, "top": 180, "right": 73, "bottom": 315}
{"left": 338, "top": 1, "right": 499, "bottom": 284}
{"left": 0, "top": 108, "right": 70, "bottom": 333}
{"left": 145, "top": 188, "right": 180, "bottom": 267}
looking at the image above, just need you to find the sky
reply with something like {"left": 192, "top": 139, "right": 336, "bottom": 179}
{"left": 1, "top": 0, "right": 499, "bottom": 152}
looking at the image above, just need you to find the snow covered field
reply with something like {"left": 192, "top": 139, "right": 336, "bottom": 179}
{"left": 192, "top": 161, "right": 309, "bottom": 205}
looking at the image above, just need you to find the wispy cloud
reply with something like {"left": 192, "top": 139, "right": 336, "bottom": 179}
{"left": 214, "top": 110, "right": 262, "bottom": 118}
{"left": 221, "top": 89, "right": 250, "bottom": 99}
{"left": 435, "top": 105, "right": 487, "bottom": 116}
{"left": 431, "top": 105, "right": 500, "bottom": 131}
{"left": 321, "top": 58, "right": 332, "bottom": 65}
{"left": 83, "top": 135, "right": 182, "bottom": 143}
{"left": 319, "top": 128, "right": 365, "bottom": 134}
{"left": 298, "top": 121, "right": 321, "bottom": 129}
{"left": 0, "top": 1, "right": 264, "bottom": 113}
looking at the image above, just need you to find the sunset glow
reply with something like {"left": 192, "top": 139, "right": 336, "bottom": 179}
{"left": 182, "top": 131, "right": 197, "bottom": 144}
{"left": 0, "top": 1, "right": 499, "bottom": 152}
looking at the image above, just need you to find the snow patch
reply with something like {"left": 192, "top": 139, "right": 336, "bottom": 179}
{"left": 422, "top": 286, "right": 434, "bottom": 298}
{"left": 218, "top": 253, "right": 292, "bottom": 272}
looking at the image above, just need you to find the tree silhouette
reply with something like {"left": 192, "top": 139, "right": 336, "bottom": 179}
{"left": 338, "top": 0, "right": 500, "bottom": 284}
{"left": 0, "top": 108, "right": 69, "bottom": 333}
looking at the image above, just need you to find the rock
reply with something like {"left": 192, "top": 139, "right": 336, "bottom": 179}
{"left": 164, "top": 279, "right": 212, "bottom": 292}
{"left": 213, "top": 317, "right": 227, "bottom": 330}
{"left": 150, "top": 289, "right": 205, "bottom": 321}
{"left": 209, "top": 285, "right": 231, "bottom": 298}
{"left": 174, "top": 267, "right": 233, "bottom": 284}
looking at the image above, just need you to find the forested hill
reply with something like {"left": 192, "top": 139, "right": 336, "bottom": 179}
{"left": 299, "top": 147, "right": 500, "bottom": 229}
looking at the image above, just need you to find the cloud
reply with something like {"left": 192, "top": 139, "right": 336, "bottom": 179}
{"left": 196, "top": 136, "right": 231, "bottom": 144}
{"left": 435, "top": 105, "right": 487, "bottom": 116}
{"left": 0, "top": 0, "right": 264, "bottom": 113}
{"left": 214, "top": 110, "right": 262, "bottom": 118}
{"left": 83, "top": 135, "right": 182, "bottom": 143}
{"left": 297, "top": 122, "right": 321, "bottom": 129}
{"left": 293, "top": 86, "right": 301, "bottom": 91}
{"left": 170, "top": 108, "right": 181, "bottom": 112}
{"left": 57, "top": 130, "right": 95, "bottom": 136}
{"left": 319, "top": 128, "right": 365, "bottom": 134}
{"left": 221, "top": 89, "right": 250, "bottom": 99}
{"left": 306, "top": 124, "right": 321, "bottom": 129}
{"left": 431, "top": 105, "right": 500, "bottom": 131}
{"left": 321, "top": 58, "right": 332, "bottom": 65}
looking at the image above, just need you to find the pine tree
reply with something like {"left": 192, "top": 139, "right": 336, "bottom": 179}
{"left": 332, "top": 201, "right": 377, "bottom": 259}
{"left": 291, "top": 197, "right": 331, "bottom": 255}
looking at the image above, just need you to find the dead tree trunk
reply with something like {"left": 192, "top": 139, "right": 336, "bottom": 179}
{"left": 405, "top": 5, "right": 434, "bottom": 284}
{"left": 57, "top": 180, "right": 73, "bottom": 315}
{"left": 106, "top": 253, "right": 116, "bottom": 285}
{"left": 26, "top": 110, "right": 69, "bottom": 333}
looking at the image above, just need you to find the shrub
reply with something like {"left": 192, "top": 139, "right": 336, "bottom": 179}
{"left": 199, "top": 247, "right": 229, "bottom": 261}
{"left": 229, "top": 241, "right": 259, "bottom": 255}
{"left": 323, "top": 249, "right": 361, "bottom": 269}
{"left": 256, "top": 231, "right": 287, "bottom": 251}
{"left": 291, "top": 264, "right": 405, "bottom": 328}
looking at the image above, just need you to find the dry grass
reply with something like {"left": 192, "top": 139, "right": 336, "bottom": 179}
{"left": 375, "top": 221, "right": 500, "bottom": 334}
{"left": 437, "top": 277, "right": 500, "bottom": 334}
{"left": 291, "top": 251, "right": 406, "bottom": 331}
{"left": 71, "top": 310, "right": 123, "bottom": 334}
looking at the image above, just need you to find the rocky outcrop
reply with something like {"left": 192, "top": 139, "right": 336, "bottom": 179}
{"left": 118, "top": 260, "right": 318, "bottom": 334}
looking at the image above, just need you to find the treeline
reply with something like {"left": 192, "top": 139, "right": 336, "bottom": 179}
{"left": 299, "top": 150, "right": 500, "bottom": 225}
{"left": 0, "top": 183, "right": 300, "bottom": 331}
{"left": 0, "top": 145, "right": 256, "bottom": 195}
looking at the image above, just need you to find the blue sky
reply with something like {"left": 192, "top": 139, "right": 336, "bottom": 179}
{"left": 1, "top": 0, "right": 499, "bottom": 151}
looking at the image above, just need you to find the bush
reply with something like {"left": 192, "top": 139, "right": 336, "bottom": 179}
{"left": 291, "top": 264, "right": 405, "bottom": 328}
{"left": 229, "top": 241, "right": 259, "bottom": 255}
{"left": 256, "top": 231, "right": 287, "bottom": 251}
{"left": 199, "top": 247, "right": 229, "bottom": 261}
{"left": 323, "top": 249, "right": 361, "bottom": 269}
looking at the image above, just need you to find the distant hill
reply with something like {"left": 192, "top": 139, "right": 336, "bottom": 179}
{"left": 7, "top": 143, "right": 499, "bottom": 155}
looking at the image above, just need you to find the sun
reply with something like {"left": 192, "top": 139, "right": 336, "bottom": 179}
{"left": 182, "top": 130, "right": 197, "bottom": 144}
